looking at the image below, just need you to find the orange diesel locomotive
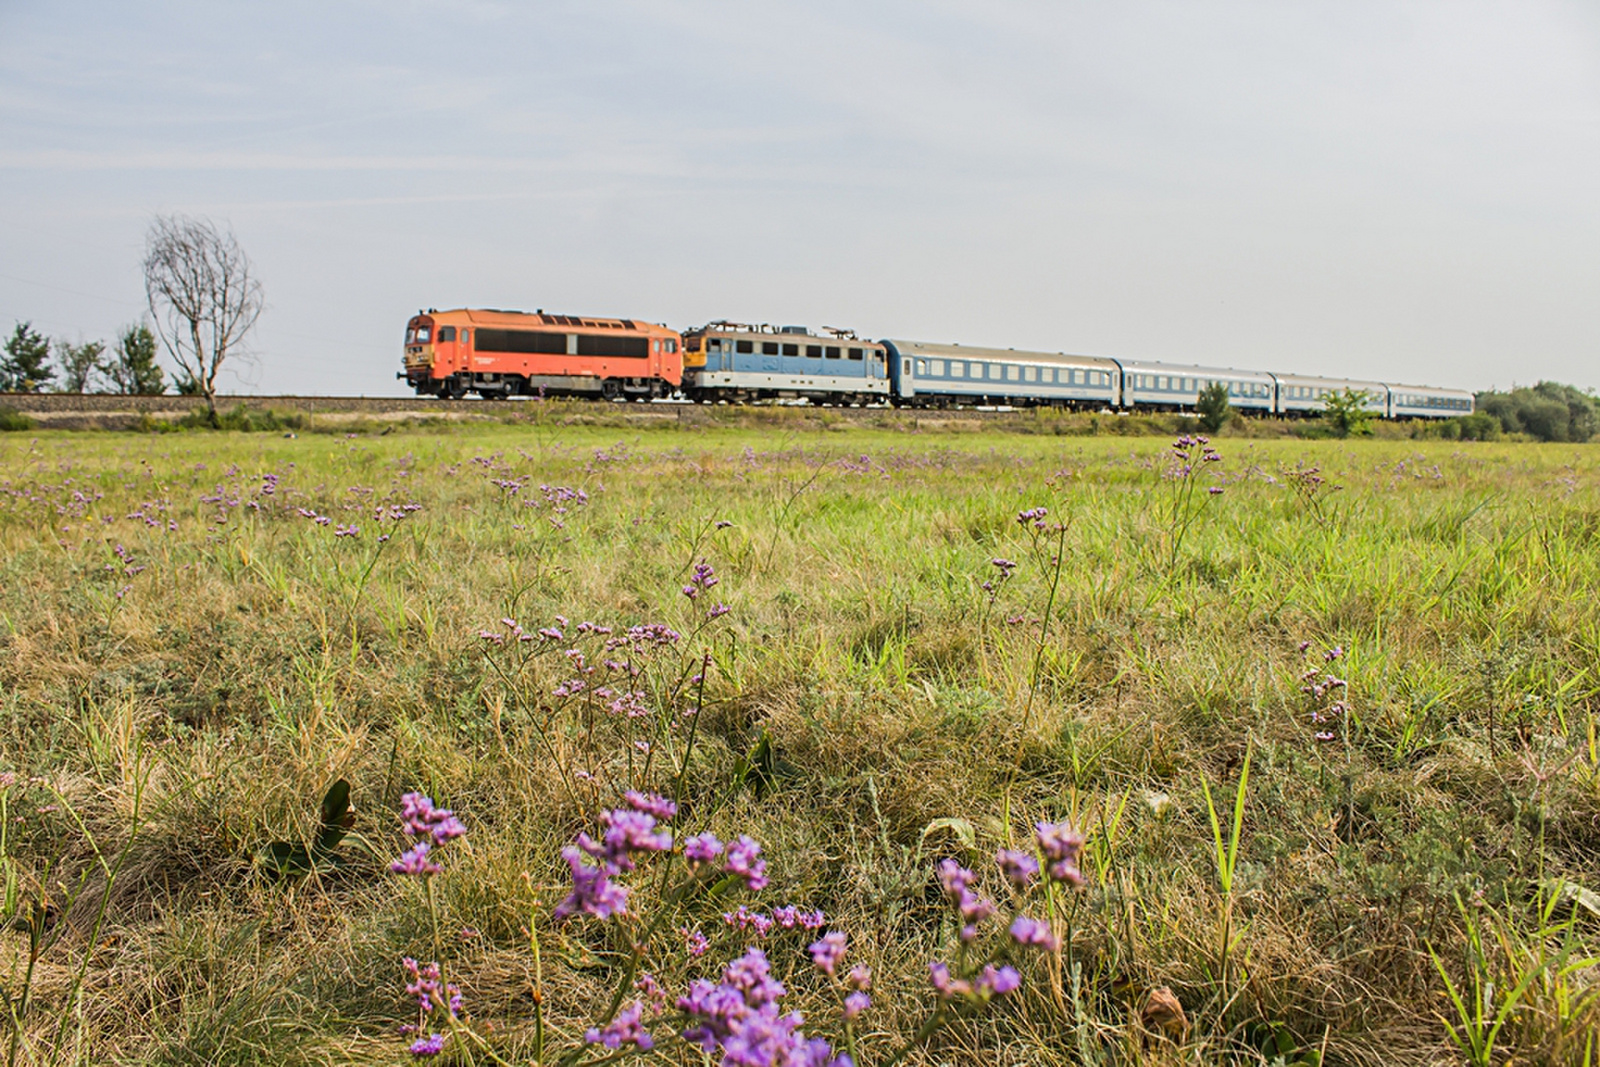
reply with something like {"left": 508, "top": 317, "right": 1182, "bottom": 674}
{"left": 400, "top": 308, "right": 682, "bottom": 400}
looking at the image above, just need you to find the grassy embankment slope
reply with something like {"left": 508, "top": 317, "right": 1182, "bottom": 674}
{"left": 1, "top": 423, "right": 1598, "bottom": 1065}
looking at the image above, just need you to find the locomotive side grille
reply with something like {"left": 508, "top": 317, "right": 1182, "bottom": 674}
{"left": 476, "top": 329, "right": 568, "bottom": 355}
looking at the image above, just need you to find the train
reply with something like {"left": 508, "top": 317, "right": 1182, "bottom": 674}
{"left": 399, "top": 307, "right": 1474, "bottom": 419}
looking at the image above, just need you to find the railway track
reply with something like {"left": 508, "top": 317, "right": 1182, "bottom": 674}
{"left": 0, "top": 392, "right": 1054, "bottom": 427}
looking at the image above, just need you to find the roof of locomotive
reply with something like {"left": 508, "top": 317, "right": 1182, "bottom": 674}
{"left": 686, "top": 322, "right": 879, "bottom": 344}
{"left": 423, "top": 308, "right": 674, "bottom": 333}
{"left": 881, "top": 339, "right": 1120, "bottom": 370}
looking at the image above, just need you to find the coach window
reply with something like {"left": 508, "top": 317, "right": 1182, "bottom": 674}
{"left": 848, "top": 348, "right": 863, "bottom": 360}
{"left": 916, "top": 359, "right": 926, "bottom": 374}
{"left": 825, "top": 346, "right": 841, "bottom": 359}
{"left": 806, "top": 345, "right": 821, "bottom": 357}
{"left": 736, "top": 340, "right": 754, "bottom": 354}
{"left": 1024, "top": 366, "right": 1036, "bottom": 382}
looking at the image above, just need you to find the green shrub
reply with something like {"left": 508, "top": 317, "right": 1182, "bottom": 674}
{"left": 1476, "top": 382, "right": 1598, "bottom": 442}
{"left": 0, "top": 405, "right": 32, "bottom": 431}
{"left": 1196, "top": 380, "right": 1233, "bottom": 433}
{"left": 1323, "top": 388, "right": 1376, "bottom": 438}
{"left": 175, "top": 404, "right": 308, "bottom": 432}
{"left": 1456, "top": 412, "right": 1501, "bottom": 442}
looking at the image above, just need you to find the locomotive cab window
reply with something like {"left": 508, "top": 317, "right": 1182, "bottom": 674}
{"left": 665, "top": 339, "right": 678, "bottom": 353}
{"left": 437, "top": 326, "right": 456, "bottom": 342}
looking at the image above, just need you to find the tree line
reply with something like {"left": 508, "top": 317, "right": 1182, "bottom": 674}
{"left": 1, "top": 320, "right": 167, "bottom": 395}
{"left": 1467, "top": 382, "right": 1598, "bottom": 443}
{"left": 1, "top": 215, "right": 262, "bottom": 419}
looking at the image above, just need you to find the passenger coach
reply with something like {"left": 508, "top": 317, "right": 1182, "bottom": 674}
{"left": 1118, "top": 360, "right": 1276, "bottom": 414}
{"left": 883, "top": 340, "right": 1119, "bottom": 408}
{"left": 1272, "top": 373, "right": 1387, "bottom": 417}
{"left": 1386, "top": 383, "right": 1474, "bottom": 419}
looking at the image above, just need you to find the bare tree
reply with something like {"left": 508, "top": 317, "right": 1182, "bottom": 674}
{"left": 143, "top": 215, "right": 263, "bottom": 420}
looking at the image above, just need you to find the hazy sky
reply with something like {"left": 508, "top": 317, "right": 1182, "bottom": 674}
{"left": 2, "top": 1, "right": 1596, "bottom": 396}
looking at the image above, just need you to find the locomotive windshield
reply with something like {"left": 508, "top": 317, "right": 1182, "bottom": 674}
{"left": 406, "top": 325, "right": 431, "bottom": 344}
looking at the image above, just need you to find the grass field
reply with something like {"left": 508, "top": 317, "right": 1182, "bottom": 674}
{"left": 2, "top": 418, "right": 1598, "bottom": 1066}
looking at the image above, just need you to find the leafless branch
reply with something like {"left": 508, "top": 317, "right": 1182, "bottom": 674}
{"left": 142, "top": 214, "right": 263, "bottom": 415}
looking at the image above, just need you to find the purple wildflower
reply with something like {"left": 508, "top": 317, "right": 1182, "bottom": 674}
{"left": 846, "top": 964, "right": 871, "bottom": 990}
{"left": 682, "top": 927, "right": 710, "bottom": 957}
{"left": 1035, "top": 820, "right": 1086, "bottom": 886}
{"left": 936, "top": 858, "right": 974, "bottom": 900}
{"left": 553, "top": 846, "right": 629, "bottom": 921}
{"left": 996, "top": 848, "right": 1039, "bottom": 886}
{"left": 577, "top": 808, "right": 672, "bottom": 872}
{"left": 929, "top": 962, "right": 972, "bottom": 1000}
{"left": 1009, "top": 915, "right": 1060, "bottom": 951}
{"left": 402, "top": 958, "right": 462, "bottom": 1017}
{"left": 977, "top": 964, "right": 1021, "bottom": 998}
{"left": 399, "top": 793, "right": 466, "bottom": 844}
{"left": 844, "top": 991, "right": 871, "bottom": 1019}
{"left": 624, "top": 791, "right": 677, "bottom": 820}
{"left": 809, "top": 932, "right": 847, "bottom": 977}
{"left": 724, "top": 835, "right": 769, "bottom": 890}
{"left": 684, "top": 831, "right": 724, "bottom": 867}
{"left": 408, "top": 1033, "right": 446, "bottom": 1057}
{"left": 390, "top": 842, "right": 442, "bottom": 877}
{"left": 585, "top": 1001, "right": 654, "bottom": 1051}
